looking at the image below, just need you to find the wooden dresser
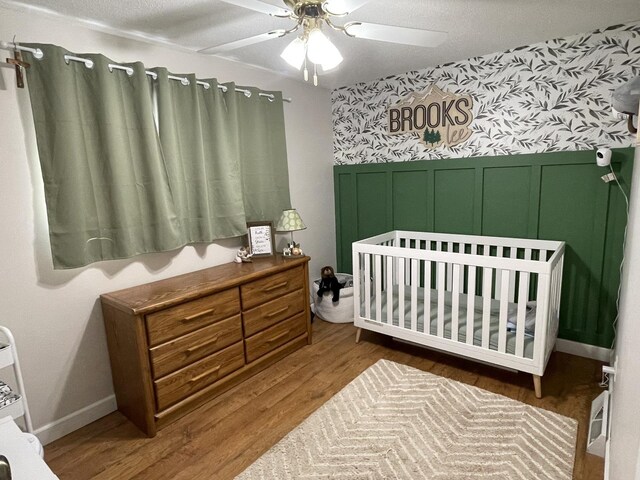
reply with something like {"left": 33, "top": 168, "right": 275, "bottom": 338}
{"left": 100, "top": 255, "right": 311, "bottom": 436}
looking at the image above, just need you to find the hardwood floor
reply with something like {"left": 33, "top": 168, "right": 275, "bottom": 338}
{"left": 46, "top": 320, "right": 605, "bottom": 479}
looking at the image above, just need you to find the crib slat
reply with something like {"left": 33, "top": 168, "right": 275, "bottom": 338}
{"left": 437, "top": 262, "right": 446, "bottom": 337}
{"left": 482, "top": 268, "right": 492, "bottom": 348}
{"left": 508, "top": 248, "right": 517, "bottom": 302}
{"left": 466, "top": 246, "right": 477, "bottom": 345}
{"left": 405, "top": 249, "right": 411, "bottom": 285}
{"left": 364, "top": 253, "right": 371, "bottom": 320}
{"left": 398, "top": 257, "right": 405, "bottom": 327}
{"left": 515, "top": 270, "right": 529, "bottom": 357}
{"left": 424, "top": 260, "right": 432, "bottom": 334}
{"left": 411, "top": 258, "right": 418, "bottom": 332}
{"left": 554, "top": 263, "right": 561, "bottom": 318}
{"left": 452, "top": 264, "right": 461, "bottom": 341}
{"left": 495, "top": 246, "right": 504, "bottom": 299}
{"left": 386, "top": 256, "right": 393, "bottom": 325}
{"left": 446, "top": 242, "right": 453, "bottom": 291}
{"left": 375, "top": 254, "right": 382, "bottom": 323}
{"left": 498, "top": 270, "right": 510, "bottom": 353}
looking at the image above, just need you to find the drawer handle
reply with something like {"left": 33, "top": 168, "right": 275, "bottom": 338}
{"left": 264, "top": 281, "right": 288, "bottom": 293}
{"left": 190, "top": 365, "right": 221, "bottom": 383}
{"left": 267, "top": 330, "right": 291, "bottom": 343}
{"left": 186, "top": 336, "right": 220, "bottom": 354}
{"left": 265, "top": 307, "right": 289, "bottom": 318}
{"left": 182, "top": 308, "right": 214, "bottom": 322}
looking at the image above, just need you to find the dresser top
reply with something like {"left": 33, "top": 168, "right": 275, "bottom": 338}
{"left": 101, "top": 255, "right": 309, "bottom": 315}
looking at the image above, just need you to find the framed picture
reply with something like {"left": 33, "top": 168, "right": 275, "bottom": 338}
{"left": 247, "top": 221, "right": 275, "bottom": 257}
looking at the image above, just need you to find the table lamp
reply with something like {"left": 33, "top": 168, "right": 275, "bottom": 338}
{"left": 276, "top": 208, "right": 306, "bottom": 256}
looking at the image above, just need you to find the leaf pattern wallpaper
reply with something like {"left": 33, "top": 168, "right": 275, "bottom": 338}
{"left": 332, "top": 22, "right": 640, "bottom": 165}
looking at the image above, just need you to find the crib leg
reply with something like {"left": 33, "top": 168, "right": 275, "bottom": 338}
{"left": 355, "top": 328, "right": 362, "bottom": 344}
{"left": 532, "top": 375, "right": 542, "bottom": 399}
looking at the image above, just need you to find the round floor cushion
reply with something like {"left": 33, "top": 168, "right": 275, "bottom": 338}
{"left": 311, "top": 273, "right": 354, "bottom": 323}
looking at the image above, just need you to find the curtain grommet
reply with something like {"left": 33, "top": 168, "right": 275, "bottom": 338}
{"left": 64, "top": 55, "right": 94, "bottom": 69}
{"left": 108, "top": 64, "right": 134, "bottom": 76}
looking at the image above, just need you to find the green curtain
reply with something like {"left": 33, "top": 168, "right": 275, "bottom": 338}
{"left": 23, "top": 44, "right": 292, "bottom": 269}
{"left": 24, "top": 44, "right": 183, "bottom": 269}
{"left": 236, "top": 87, "right": 292, "bottom": 225}
{"left": 152, "top": 70, "right": 247, "bottom": 242}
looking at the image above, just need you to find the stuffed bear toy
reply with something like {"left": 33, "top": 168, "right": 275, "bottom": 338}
{"left": 317, "top": 265, "right": 342, "bottom": 302}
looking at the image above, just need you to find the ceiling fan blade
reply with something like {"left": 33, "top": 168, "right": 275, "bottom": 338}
{"left": 199, "top": 30, "right": 287, "bottom": 54}
{"left": 219, "top": 0, "right": 291, "bottom": 17}
{"left": 345, "top": 22, "right": 447, "bottom": 47}
{"left": 324, "top": 0, "right": 371, "bottom": 15}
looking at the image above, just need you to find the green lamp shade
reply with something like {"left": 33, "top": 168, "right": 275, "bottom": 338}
{"left": 276, "top": 209, "right": 306, "bottom": 232}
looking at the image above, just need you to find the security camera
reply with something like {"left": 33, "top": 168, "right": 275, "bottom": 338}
{"left": 596, "top": 148, "right": 612, "bottom": 167}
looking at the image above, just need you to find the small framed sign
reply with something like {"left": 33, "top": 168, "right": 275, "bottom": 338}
{"left": 247, "top": 221, "right": 275, "bottom": 257}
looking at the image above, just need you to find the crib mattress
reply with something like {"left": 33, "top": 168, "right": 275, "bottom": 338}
{"left": 365, "top": 288, "right": 535, "bottom": 359}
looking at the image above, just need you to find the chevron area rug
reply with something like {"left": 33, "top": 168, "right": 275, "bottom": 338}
{"left": 236, "top": 359, "right": 578, "bottom": 479}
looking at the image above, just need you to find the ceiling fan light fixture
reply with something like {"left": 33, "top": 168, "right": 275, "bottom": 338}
{"left": 318, "top": 49, "right": 343, "bottom": 71}
{"left": 306, "top": 28, "right": 343, "bottom": 71}
{"left": 280, "top": 36, "right": 306, "bottom": 69}
{"left": 209, "top": 0, "right": 449, "bottom": 85}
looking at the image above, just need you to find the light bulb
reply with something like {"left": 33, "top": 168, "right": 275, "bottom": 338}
{"left": 306, "top": 28, "right": 343, "bottom": 71}
{"left": 280, "top": 37, "right": 306, "bottom": 70}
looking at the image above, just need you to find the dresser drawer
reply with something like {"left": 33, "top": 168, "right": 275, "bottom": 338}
{"left": 245, "top": 312, "right": 307, "bottom": 363}
{"left": 154, "top": 341, "right": 245, "bottom": 411}
{"left": 149, "top": 315, "right": 243, "bottom": 379}
{"left": 243, "top": 289, "right": 305, "bottom": 337}
{"left": 241, "top": 266, "right": 303, "bottom": 310}
{"left": 146, "top": 288, "right": 240, "bottom": 346}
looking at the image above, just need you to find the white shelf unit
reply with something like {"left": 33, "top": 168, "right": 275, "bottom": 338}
{"left": 0, "top": 326, "right": 33, "bottom": 433}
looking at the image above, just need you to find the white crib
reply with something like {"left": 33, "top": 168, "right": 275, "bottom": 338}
{"left": 353, "top": 231, "right": 565, "bottom": 398}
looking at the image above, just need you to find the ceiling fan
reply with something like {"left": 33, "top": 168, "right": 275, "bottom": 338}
{"left": 200, "top": 0, "right": 447, "bottom": 85}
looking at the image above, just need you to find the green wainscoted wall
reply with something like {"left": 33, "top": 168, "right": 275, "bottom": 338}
{"left": 334, "top": 148, "right": 634, "bottom": 348}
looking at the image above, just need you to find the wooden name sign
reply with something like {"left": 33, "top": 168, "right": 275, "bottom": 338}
{"left": 388, "top": 85, "right": 474, "bottom": 149}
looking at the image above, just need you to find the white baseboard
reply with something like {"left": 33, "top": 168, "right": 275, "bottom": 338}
{"left": 555, "top": 338, "right": 612, "bottom": 363}
{"left": 34, "top": 395, "right": 117, "bottom": 446}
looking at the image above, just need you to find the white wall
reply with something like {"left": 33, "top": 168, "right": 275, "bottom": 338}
{"left": 609, "top": 107, "right": 640, "bottom": 479}
{"left": 0, "top": 5, "right": 335, "bottom": 443}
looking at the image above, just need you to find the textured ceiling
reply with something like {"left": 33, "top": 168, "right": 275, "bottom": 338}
{"left": 3, "top": 0, "right": 640, "bottom": 88}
